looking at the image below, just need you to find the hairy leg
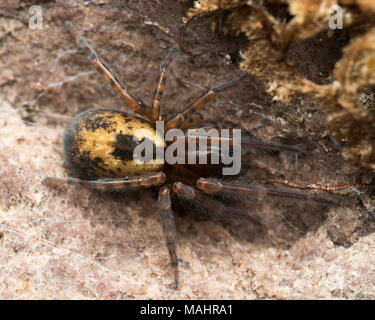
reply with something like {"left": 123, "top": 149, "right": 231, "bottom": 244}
{"left": 65, "top": 21, "right": 150, "bottom": 118}
{"left": 175, "top": 131, "right": 302, "bottom": 154}
{"left": 151, "top": 27, "right": 183, "bottom": 121}
{"left": 43, "top": 172, "right": 166, "bottom": 192}
{"left": 179, "top": 113, "right": 204, "bottom": 130}
{"left": 196, "top": 178, "right": 336, "bottom": 206}
{"left": 172, "top": 181, "right": 262, "bottom": 224}
{"left": 165, "top": 72, "right": 249, "bottom": 130}
{"left": 158, "top": 186, "right": 179, "bottom": 289}
{"left": 260, "top": 177, "right": 366, "bottom": 191}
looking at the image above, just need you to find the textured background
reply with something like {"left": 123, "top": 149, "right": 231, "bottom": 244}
{"left": 0, "top": 0, "right": 374, "bottom": 299}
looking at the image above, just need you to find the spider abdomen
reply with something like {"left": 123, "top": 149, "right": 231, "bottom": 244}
{"left": 63, "top": 108, "right": 165, "bottom": 178}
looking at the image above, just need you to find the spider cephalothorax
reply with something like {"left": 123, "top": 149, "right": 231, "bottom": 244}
{"left": 44, "top": 21, "right": 336, "bottom": 289}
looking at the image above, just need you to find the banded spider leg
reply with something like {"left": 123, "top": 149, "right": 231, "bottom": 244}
{"left": 65, "top": 21, "right": 150, "bottom": 118}
{"left": 158, "top": 186, "right": 179, "bottom": 288}
{"left": 196, "top": 178, "right": 337, "bottom": 206}
{"left": 43, "top": 172, "right": 166, "bottom": 192}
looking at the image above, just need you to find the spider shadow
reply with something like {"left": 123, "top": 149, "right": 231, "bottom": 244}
{"left": 173, "top": 189, "right": 336, "bottom": 250}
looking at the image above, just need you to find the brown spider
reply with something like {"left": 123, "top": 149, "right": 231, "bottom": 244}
{"left": 44, "top": 21, "right": 338, "bottom": 289}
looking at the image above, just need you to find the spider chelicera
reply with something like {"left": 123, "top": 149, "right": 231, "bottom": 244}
{"left": 44, "top": 21, "right": 337, "bottom": 289}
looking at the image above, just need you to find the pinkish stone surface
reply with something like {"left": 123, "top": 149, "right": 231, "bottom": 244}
{"left": 0, "top": 0, "right": 374, "bottom": 299}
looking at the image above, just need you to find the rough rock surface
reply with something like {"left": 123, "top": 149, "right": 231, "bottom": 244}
{"left": 0, "top": 0, "right": 374, "bottom": 299}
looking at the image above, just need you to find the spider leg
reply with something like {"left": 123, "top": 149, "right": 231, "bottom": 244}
{"left": 240, "top": 137, "right": 303, "bottom": 153}
{"left": 165, "top": 72, "right": 249, "bottom": 130}
{"left": 65, "top": 21, "right": 150, "bottom": 118}
{"left": 158, "top": 186, "right": 179, "bottom": 289}
{"left": 43, "top": 172, "right": 166, "bottom": 192}
{"left": 205, "top": 136, "right": 302, "bottom": 153}
{"left": 175, "top": 133, "right": 302, "bottom": 154}
{"left": 196, "top": 178, "right": 336, "bottom": 205}
{"left": 172, "top": 182, "right": 261, "bottom": 224}
{"left": 260, "top": 178, "right": 366, "bottom": 191}
{"left": 179, "top": 113, "right": 204, "bottom": 130}
{"left": 180, "top": 121, "right": 302, "bottom": 153}
{"left": 151, "top": 27, "right": 183, "bottom": 121}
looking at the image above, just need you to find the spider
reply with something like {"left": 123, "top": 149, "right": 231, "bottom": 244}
{"left": 44, "top": 21, "right": 339, "bottom": 289}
